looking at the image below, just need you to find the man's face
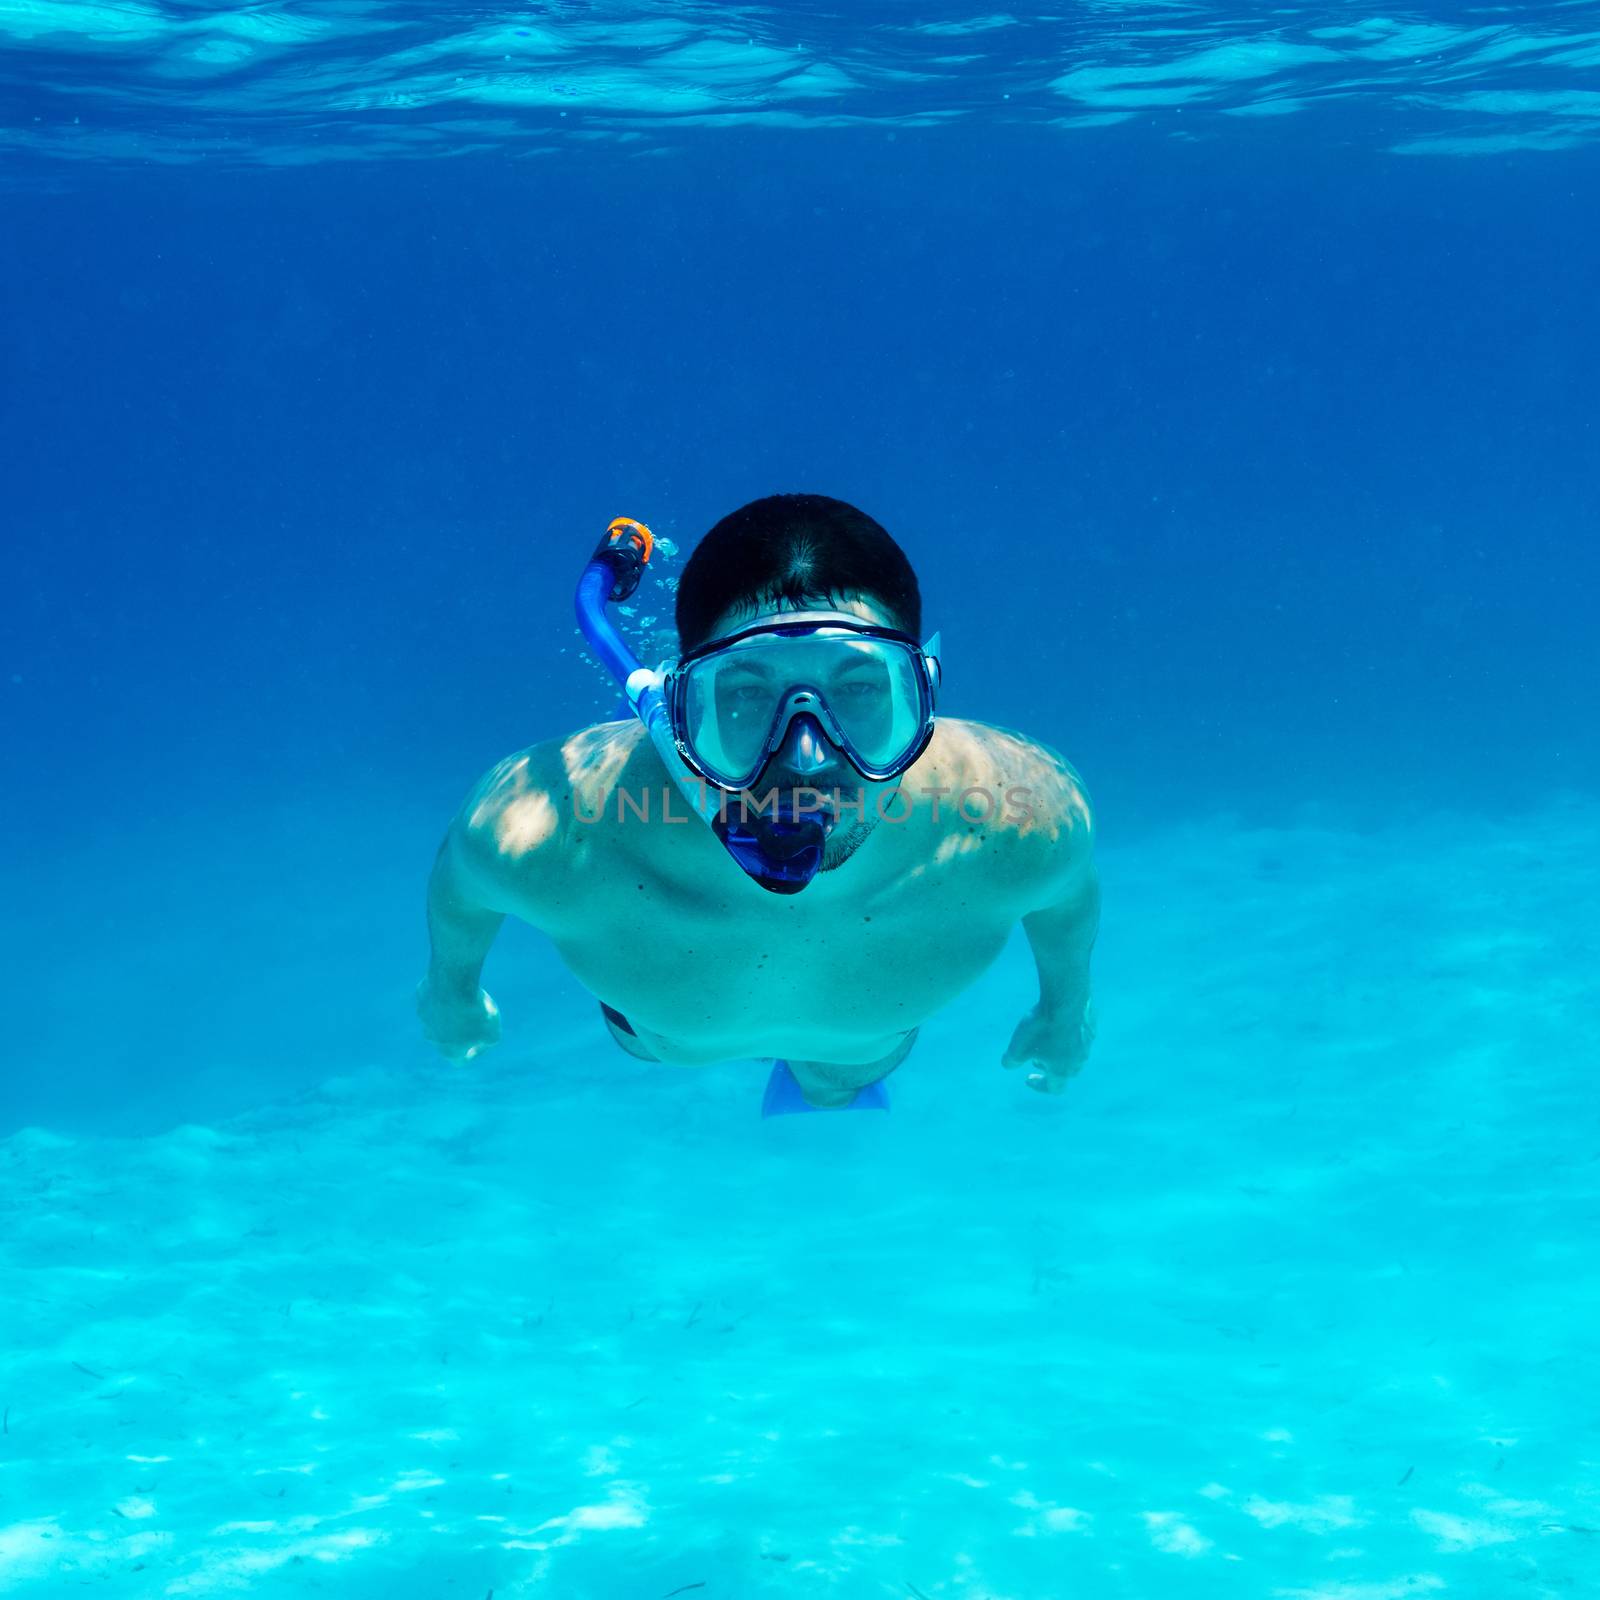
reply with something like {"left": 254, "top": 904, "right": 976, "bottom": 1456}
{"left": 701, "top": 593, "right": 908, "bottom": 871}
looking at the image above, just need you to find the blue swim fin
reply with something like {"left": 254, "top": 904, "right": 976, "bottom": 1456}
{"left": 760, "top": 1059, "right": 890, "bottom": 1118}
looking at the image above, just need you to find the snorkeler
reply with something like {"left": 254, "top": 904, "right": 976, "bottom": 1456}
{"left": 417, "top": 494, "right": 1099, "bottom": 1115}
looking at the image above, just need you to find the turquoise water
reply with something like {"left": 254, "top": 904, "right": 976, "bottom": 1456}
{"left": 4, "top": 3, "right": 1598, "bottom": 1596}
{"left": 8, "top": 807, "right": 1597, "bottom": 1594}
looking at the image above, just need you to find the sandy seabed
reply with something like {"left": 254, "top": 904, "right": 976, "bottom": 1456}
{"left": 3, "top": 800, "right": 1597, "bottom": 1598}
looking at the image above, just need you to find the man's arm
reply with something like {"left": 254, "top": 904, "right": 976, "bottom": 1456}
{"left": 1024, "top": 852, "right": 1100, "bottom": 1021}
{"left": 416, "top": 823, "right": 509, "bottom": 1063}
{"left": 1000, "top": 751, "right": 1100, "bottom": 1092}
{"left": 417, "top": 750, "right": 557, "bottom": 1061}
{"left": 424, "top": 826, "right": 508, "bottom": 1004}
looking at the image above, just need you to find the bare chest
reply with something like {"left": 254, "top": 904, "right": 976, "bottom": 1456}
{"left": 549, "top": 852, "right": 1013, "bottom": 1052}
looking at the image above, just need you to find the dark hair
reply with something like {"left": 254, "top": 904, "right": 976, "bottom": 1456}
{"left": 675, "top": 493, "right": 921, "bottom": 653}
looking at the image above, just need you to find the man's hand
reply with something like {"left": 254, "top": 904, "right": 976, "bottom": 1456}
{"left": 1002, "top": 998, "right": 1096, "bottom": 1094}
{"left": 417, "top": 975, "right": 502, "bottom": 1063}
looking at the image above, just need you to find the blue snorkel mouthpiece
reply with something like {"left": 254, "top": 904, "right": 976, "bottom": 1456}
{"left": 712, "top": 800, "right": 828, "bottom": 896}
{"left": 574, "top": 517, "right": 829, "bottom": 894}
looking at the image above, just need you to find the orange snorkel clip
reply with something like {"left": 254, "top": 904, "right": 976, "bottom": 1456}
{"left": 594, "top": 516, "right": 655, "bottom": 602}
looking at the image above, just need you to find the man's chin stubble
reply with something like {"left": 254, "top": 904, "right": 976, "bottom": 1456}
{"left": 820, "top": 815, "right": 876, "bottom": 871}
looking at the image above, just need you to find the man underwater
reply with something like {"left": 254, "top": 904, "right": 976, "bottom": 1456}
{"left": 417, "top": 493, "right": 1099, "bottom": 1113}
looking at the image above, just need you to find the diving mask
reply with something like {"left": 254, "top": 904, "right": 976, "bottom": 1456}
{"left": 666, "top": 612, "right": 941, "bottom": 793}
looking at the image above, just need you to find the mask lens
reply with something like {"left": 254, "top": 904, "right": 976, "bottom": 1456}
{"left": 680, "top": 644, "right": 780, "bottom": 786}
{"left": 824, "top": 639, "right": 920, "bottom": 771}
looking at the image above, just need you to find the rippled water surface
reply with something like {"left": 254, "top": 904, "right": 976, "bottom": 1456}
{"left": 7, "top": 1, "right": 1600, "bottom": 166}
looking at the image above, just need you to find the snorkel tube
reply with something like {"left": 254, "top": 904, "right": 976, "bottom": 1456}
{"left": 574, "top": 518, "right": 832, "bottom": 895}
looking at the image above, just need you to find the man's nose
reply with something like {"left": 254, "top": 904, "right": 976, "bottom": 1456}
{"left": 774, "top": 712, "right": 840, "bottom": 777}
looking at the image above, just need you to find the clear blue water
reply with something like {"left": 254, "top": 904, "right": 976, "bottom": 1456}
{"left": 3, "top": 4, "right": 1598, "bottom": 1596}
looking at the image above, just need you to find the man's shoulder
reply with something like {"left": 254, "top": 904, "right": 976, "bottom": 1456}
{"left": 900, "top": 719, "right": 1093, "bottom": 909}
{"left": 456, "top": 722, "right": 647, "bottom": 871}
{"left": 919, "top": 718, "right": 1093, "bottom": 844}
